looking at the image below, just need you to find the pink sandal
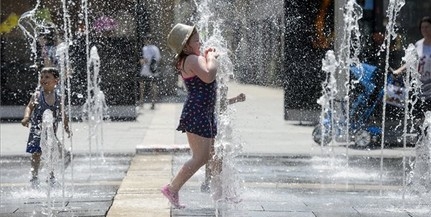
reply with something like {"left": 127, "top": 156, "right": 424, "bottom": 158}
{"left": 161, "top": 184, "right": 185, "bottom": 209}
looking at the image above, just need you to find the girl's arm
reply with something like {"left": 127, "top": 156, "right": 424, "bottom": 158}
{"left": 184, "top": 49, "right": 218, "bottom": 83}
{"left": 228, "top": 93, "right": 246, "bottom": 105}
{"left": 393, "top": 64, "right": 407, "bottom": 75}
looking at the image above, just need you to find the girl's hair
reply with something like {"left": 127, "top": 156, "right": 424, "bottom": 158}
{"left": 41, "top": 67, "right": 60, "bottom": 78}
{"left": 174, "top": 29, "right": 197, "bottom": 74}
{"left": 419, "top": 16, "right": 431, "bottom": 31}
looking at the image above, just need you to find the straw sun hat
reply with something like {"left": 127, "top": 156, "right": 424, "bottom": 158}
{"left": 167, "top": 23, "right": 196, "bottom": 56}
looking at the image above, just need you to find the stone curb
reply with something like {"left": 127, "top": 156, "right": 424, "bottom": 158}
{"left": 136, "top": 144, "right": 190, "bottom": 154}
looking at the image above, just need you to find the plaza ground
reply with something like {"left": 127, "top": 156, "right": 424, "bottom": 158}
{"left": 2, "top": 81, "right": 429, "bottom": 217}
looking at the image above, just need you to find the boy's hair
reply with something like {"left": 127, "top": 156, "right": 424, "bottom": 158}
{"left": 41, "top": 67, "right": 60, "bottom": 79}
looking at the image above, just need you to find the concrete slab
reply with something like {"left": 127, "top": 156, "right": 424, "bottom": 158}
{"left": 106, "top": 155, "right": 172, "bottom": 217}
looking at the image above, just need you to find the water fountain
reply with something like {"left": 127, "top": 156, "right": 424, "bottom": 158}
{"left": 399, "top": 44, "right": 419, "bottom": 201}
{"left": 5, "top": 0, "right": 110, "bottom": 215}
{"left": 82, "top": 45, "right": 108, "bottom": 161}
{"left": 17, "top": 1, "right": 41, "bottom": 68}
{"left": 39, "top": 110, "right": 68, "bottom": 216}
{"left": 194, "top": 1, "right": 243, "bottom": 214}
{"left": 316, "top": 0, "right": 431, "bottom": 212}
{"left": 4, "top": 0, "right": 431, "bottom": 216}
{"left": 315, "top": 0, "right": 423, "bottom": 200}
{"left": 188, "top": 0, "right": 416, "bottom": 215}
{"left": 315, "top": 0, "right": 363, "bottom": 150}
{"left": 15, "top": 2, "right": 73, "bottom": 215}
{"left": 40, "top": 110, "right": 58, "bottom": 215}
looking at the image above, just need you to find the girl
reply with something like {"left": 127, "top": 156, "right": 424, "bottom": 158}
{"left": 162, "top": 23, "right": 219, "bottom": 208}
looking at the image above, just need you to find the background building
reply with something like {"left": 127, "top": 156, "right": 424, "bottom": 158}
{"left": 1, "top": 0, "right": 431, "bottom": 121}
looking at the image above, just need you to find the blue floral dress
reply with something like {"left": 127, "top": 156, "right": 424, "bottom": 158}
{"left": 177, "top": 76, "right": 217, "bottom": 138}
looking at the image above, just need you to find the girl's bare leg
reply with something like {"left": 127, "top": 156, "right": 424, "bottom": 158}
{"left": 150, "top": 80, "right": 158, "bottom": 109}
{"left": 169, "top": 133, "right": 213, "bottom": 193}
{"left": 139, "top": 80, "right": 145, "bottom": 105}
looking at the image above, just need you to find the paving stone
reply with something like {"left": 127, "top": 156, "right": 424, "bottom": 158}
{"left": 0, "top": 154, "right": 132, "bottom": 217}
{"left": 3, "top": 153, "right": 431, "bottom": 217}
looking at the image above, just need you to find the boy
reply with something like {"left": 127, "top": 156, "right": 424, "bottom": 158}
{"left": 21, "top": 67, "right": 70, "bottom": 187}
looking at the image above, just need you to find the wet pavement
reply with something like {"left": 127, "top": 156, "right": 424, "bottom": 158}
{"left": 1, "top": 152, "right": 431, "bottom": 216}
{"left": 0, "top": 154, "right": 132, "bottom": 217}
{"left": 1, "top": 82, "right": 429, "bottom": 217}
{"left": 171, "top": 154, "right": 431, "bottom": 217}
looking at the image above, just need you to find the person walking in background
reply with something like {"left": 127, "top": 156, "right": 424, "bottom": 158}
{"left": 35, "top": 24, "right": 71, "bottom": 87}
{"left": 394, "top": 16, "right": 431, "bottom": 123}
{"left": 161, "top": 23, "right": 219, "bottom": 208}
{"left": 37, "top": 26, "right": 57, "bottom": 68}
{"left": 21, "top": 67, "right": 70, "bottom": 188}
{"left": 393, "top": 16, "right": 431, "bottom": 189}
{"left": 138, "top": 43, "right": 161, "bottom": 109}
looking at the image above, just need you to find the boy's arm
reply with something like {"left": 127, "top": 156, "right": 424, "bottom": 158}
{"left": 21, "top": 96, "right": 36, "bottom": 127}
{"left": 228, "top": 93, "right": 246, "bottom": 105}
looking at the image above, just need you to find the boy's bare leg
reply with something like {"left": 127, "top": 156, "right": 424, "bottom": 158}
{"left": 31, "top": 152, "right": 41, "bottom": 179}
{"left": 56, "top": 137, "right": 71, "bottom": 169}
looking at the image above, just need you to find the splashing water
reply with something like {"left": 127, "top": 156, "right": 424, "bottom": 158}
{"left": 401, "top": 44, "right": 421, "bottom": 136}
{"left": 316, "top": 50, "right": 338, "bottom": 149}
{"left": 380, "top": 0, "right": 406, "bottom": 142}
{"left": 315, "top": 0, "right": 362, "bottom": 152}
{"left": 408, "top": 111, "right": 431, "bottom": 194}
{"left": 55, "top": 25, "right": 74, "bottom": 204}
{"left": 16, "top": 0, "right": 74, "bottom": 211}
{"left": 82, "top": 46, "right": 108, "bottom": 159}
{"left": 337, "top": 0, "right": 363, "bottom": 151}
{"left": 194, "top": 0, "right": 243, "bottom": 212}
{"left": 379, "top": 0, "right": 405, "bottom": 196}
{"left": 40, "top": 110, "right": 60, "bottom": 216}
{"left": 17, "top": 1, "right": 42, "bottom": 65}
{"left": 40, "top": 110, "right": 60, "bottom": 177}
{"left": 399, "top": 44, "right": 419, "bottom": 201}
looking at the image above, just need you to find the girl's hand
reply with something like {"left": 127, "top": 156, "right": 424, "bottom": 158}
{"left": 393, "top": 69, "right": 403, "bottom": 75}
{"left": 21, "top": 117, "right": 30, "bottom": 127}
{"left": 204, "top": 47, "right": 214, "bottom": 56}
{"left": 236, "top": 93, "right": 246, "bottom": 102}
{"left": 65, "top": 126, "right": 72, "bottom": 138}
{"left": 204, "top": 47, "right": 218, "bottom": 59}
